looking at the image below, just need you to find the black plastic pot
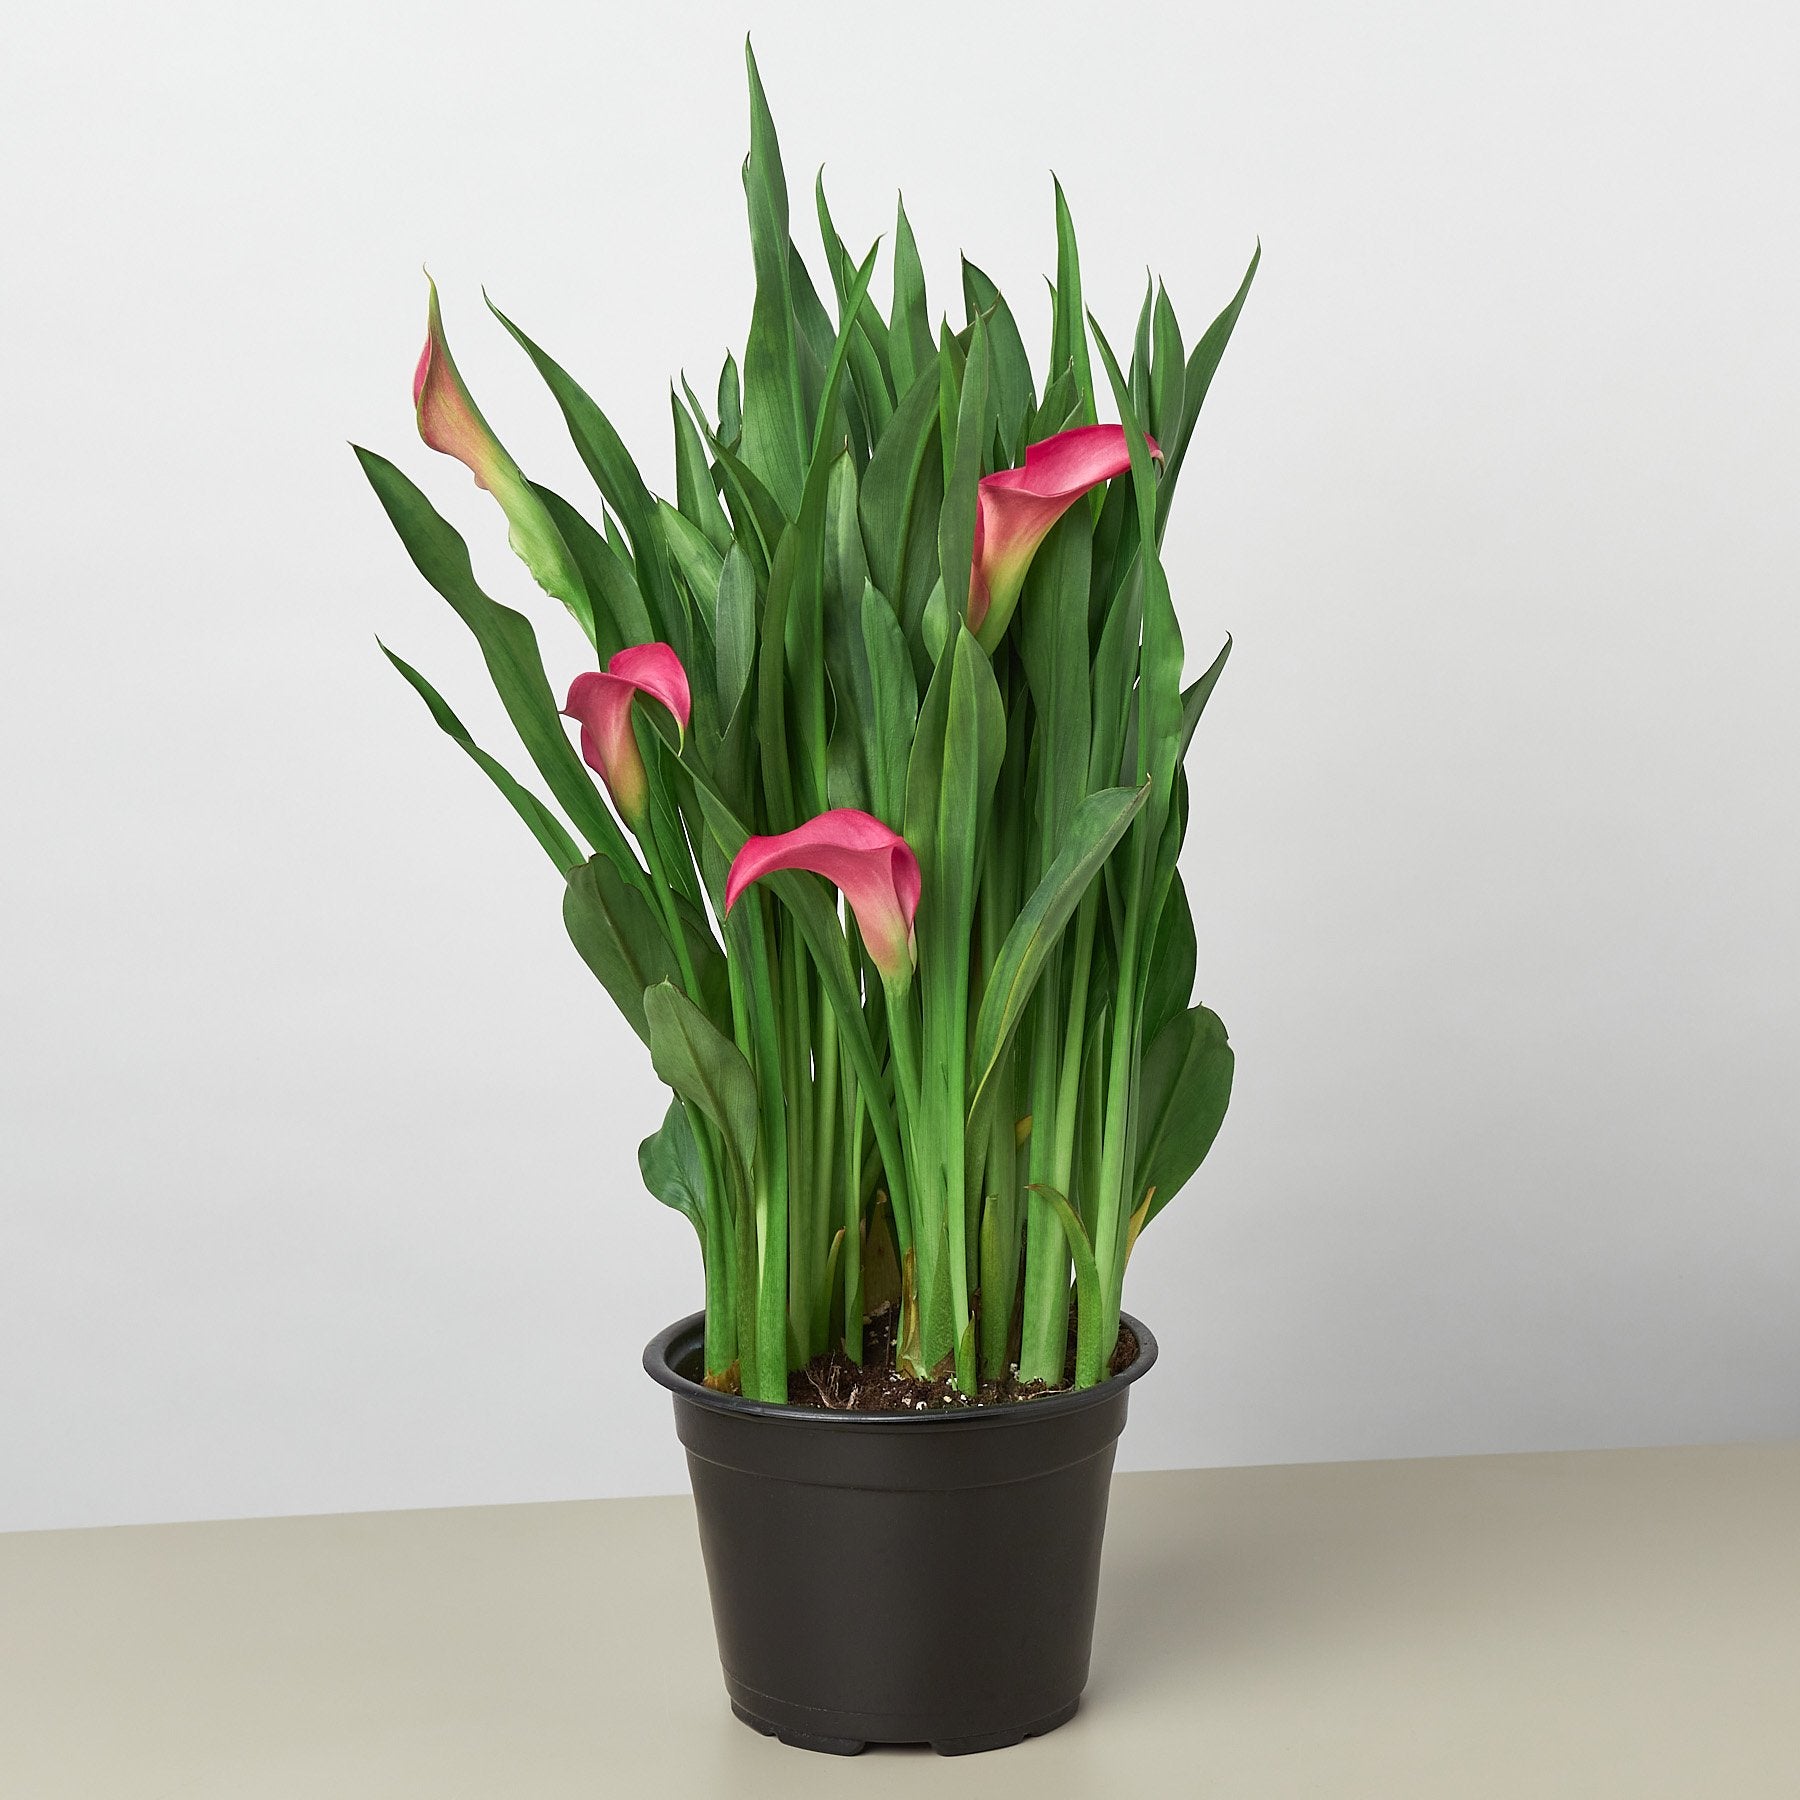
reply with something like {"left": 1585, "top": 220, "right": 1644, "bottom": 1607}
{"left": 643, "top": 1310, "right": 1157, "bottom": 1756}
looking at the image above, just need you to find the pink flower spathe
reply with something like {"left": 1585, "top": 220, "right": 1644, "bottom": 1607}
{"left": 725, "top": 810, "right": 922, "bottom": 982}
{"left": 562, "top": 644, "right": 691, "bottom": 827}
{"left": 968, "top": 424, "right": 1160, "bottom": 647}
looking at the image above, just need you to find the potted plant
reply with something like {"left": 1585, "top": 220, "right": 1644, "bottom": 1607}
{"left": 357, "top": 44, "right": 1254, "bottom": 1756}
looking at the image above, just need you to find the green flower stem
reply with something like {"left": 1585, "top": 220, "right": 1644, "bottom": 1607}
{"left": 877, "top": 976, "right": 921, "bottom": 1261}
{"left": 1088, "top": 855, "right": 1147, "bottom": 1381}
{"left": 1051, "top": 901, "right": 1099, "bottom": 1192}
{"left": 1017, "top": 998, "right": 1068, "bottom": 1384}
{"left": 689, "top": 1104, "right": 737, "bottom": 1381}
{"left": 940, "top": 941, "right": 975, "bottom": 1394}
{"left": 637, "top": 820, "right": 701, "bottom": 998}
{"left": 741, "top": 897, "right": 790, "bottom": 1401}
{"left": 812, "top": 998, "right": 841, "bottom": 1360}
{"left": 783, "top": 946, "right": 817, "bottom": 1361}
{"left": 843, "top": 1086, "right": 865, "bottom": 1365}
{"left": 977, "top": 1060, "right": 1019, "bottom": 1382}
{"left": 1018, "top": 894, "right": 1098, "bottom": 1384}
{"left": 882, "top": 976, "right": 947, "bottom": 1374}
{"left": 1031, "top": 1184, "right": 1104, "bottom": 1388}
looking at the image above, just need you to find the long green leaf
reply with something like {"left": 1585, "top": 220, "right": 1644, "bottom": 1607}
{"left": 714, "top": 542, "right": 758, "bottom": 730}
{"left": 1134, "top": 1004, "right": 1234, "bottom": 1226}
{"left": 1029, "top": 1183, "right": 1103, "bottom": 1387}
{"left": 355, "top": 448, "right": 634, "bottom": 874}
{"left": 967, "top": 782, "right": 1148, "bottom": 1125}
{"left": 533, "top": 483, "right": 654, "bottom": 658}
{"left": 645, "top": 980, "right": 760, "bottom": 1187}
{"left": 562, "top": 854, "right": 680, "bottom": 1042}
{"left": 936, "top": 315, "right": 991, "bottom": 632}
{"left": 670, "top": 390, "right": 733, "bottom": 553}
{"left": 1014, "top": 505, "right": 1094, "bottom": 866}
{"left": 1178, "top": 633, "right": 1232, "bottom": 763}
{"left": 859, "top": 580, "right": 917, "bottom": 830}
{"left": 859, "top": 366, "right": 940, "bottom": 624}
{"left": 484, "top": 302, "right": 681, "bottom": 637}
{"left": 1139, "top": 875, "right": 1196, "bottom": 1051}
{"left": 379, "top": 641, "right": 581, "bottom": 874}
{"left": 889, "top": 194, "right": 933, "bottom": 397}
{"left": 739, "top": 43, "right": 806, "bottom": 516}
{"left": 639, "top": 1098, "right": 707, "bottom": 1241}
{"left": 961, "top": 258, "right": 1035, "bottom": 457}
{"left": 1150, "top": 281, "right": 1185, "bottom": 450}
{"left": 1157, "top": 243, "right": 1260, "bottom": 537}
{"left": 657, "top": 500, "right": 724, "bottom": 633}
{"left": 1050, "top": 179, "right": 1096, "bottom": 425}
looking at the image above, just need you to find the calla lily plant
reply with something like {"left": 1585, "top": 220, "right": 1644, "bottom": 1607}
{"left": 359, "top": 46, "right": 1254, "bottom": 1402}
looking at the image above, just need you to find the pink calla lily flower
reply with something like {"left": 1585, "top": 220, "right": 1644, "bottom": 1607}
{"left": 415, "top": 278, "right": 589, "bottom": 630}
{"left": 726, "top": 810, "right": 922, "bottom": 984}
{"left": 968, "top": 424, "right": 1161, "bottom": 648}
{"left": 562, "top": 644, "right": 691, "bottom": 827}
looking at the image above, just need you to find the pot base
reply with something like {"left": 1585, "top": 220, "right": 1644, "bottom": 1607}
{"left": 728, "top": 1691, "right": 1081, "bottom": 1757}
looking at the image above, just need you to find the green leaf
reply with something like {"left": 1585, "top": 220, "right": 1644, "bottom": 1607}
{"left": 889, "top": 193, "right": 934, "bottom": 398}
{"left": 936, "top": 314, "right": 992, "bottom": 633}
{"left": 717, "top": 351, "right": 742, "bottom": 447}
{"left": 532, "top": 483, "right": 655, "bottom": 659}
{"left": 859, "top": 366, "right": 941, "bottom": 639}
{"left": 355, "top": 448, "right": 634, "bottom": 874}
{"left": 1028, "top": 1183, "right": 1104, "bottom": 1387}
{"left": 668, "top": 889, "right": 733, "bottom": 1034}
{"left": 788, "top": 238, "right": 835, "bottom": 446}
{"left": 936, "top": 319, "right": 966, "bottom": 488}
{"left": 814, "top": 168, "right": 854, "bottom": 314}
{"left": 1135, "top": 1004, "right": 1234, "bottom": 1226}
{"left": 816, "top": 174, "right": 895, "bottom": 440}
{"left": 379, "top": 641, "right": 581, "bottom": 874}
{"left": 1090, "top": 317, "right": 1182, "bottom": 816}
{"left": 670, "top": 390, "right": 733, "bottom": 553}
{"left": 645, "top": 980, "right": 760, "bottom": 1189}
{"left": 753, "top": 522, "right": 795, "bottom": 826}
{"left": 806, "top": 237, "right": 881, "bottom": 466}
{"left": 657, "top": 499, "right": 724, "bottom": 631}
{"left": 485, "top": 301, "right": 680, "bottom": 637}
{"left": 905, "top": 630, "right": 1005, "bottom": 993}
{"left": 714, "top": 541, "right": 758, "bottom": 729}
{"left": 1129, "top": 276, "right": 1155, "bottom": 431}
{"left": 1050, "top": 179, "right": 1096, "bottom": 425}
{"left": 1087, "top": 560, "right": 1143, "bottom": 794}
{"left": 967, "top": 783, "right": 1149, "bottom": 1126}
{"left": 680, "top": 376, "right": 786, "bottom": 570}
{"left": 821, "top": 452, "right": 874, "bottom": 810}
{"left": 1158, "top": 243, "right": 1260, "bottom": 537}
{"left": 1030, "top": 358, "right": 1082, "bottom": 439}
{"left": 739, "top": 43, "right": 807, "bottom": 516}
{"left": 1139, "top": 876, "right": 1196, "bottom": 1050}
{"left": 1150, "top": 281, "right": 1185, "bottom": 450}
{"left": 1178, "top": 633, "right": 1232, "bottom": 763}
{"left": 639, "top": 1098, "right": 707, "bottom": 1241}
{"left": 562, "top": 854, "right": 680, "bottom": 1043}
{"left": 1014, "top": 505, "right": 1094, "bottom": 867}
{"left": 860, "top": 580, "right": 917, "bottom": 830}
{"left": 961, "top": 258, "right": 1035, "bottom": 458}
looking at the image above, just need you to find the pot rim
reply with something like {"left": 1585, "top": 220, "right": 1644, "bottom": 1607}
{"left": 643, "top": 1309, "right": 1158, "bottom": 1427}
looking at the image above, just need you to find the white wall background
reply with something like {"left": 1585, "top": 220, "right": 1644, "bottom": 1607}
{"left": 2, "top": 0, "right": 1796, "bottom": 1533}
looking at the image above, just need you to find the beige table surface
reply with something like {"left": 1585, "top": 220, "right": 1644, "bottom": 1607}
{"left": 3, "top": 1443, "right": 1798, "bottom": 1798}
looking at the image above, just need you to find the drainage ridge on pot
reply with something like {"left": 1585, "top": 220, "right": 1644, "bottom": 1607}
{"left": 645, "top": 1311, "right": 1159, "bottom": 1756}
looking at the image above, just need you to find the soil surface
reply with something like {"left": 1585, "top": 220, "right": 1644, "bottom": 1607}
{"left": 784, "top": 1303, "right": 1139, "bottom": 1412}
